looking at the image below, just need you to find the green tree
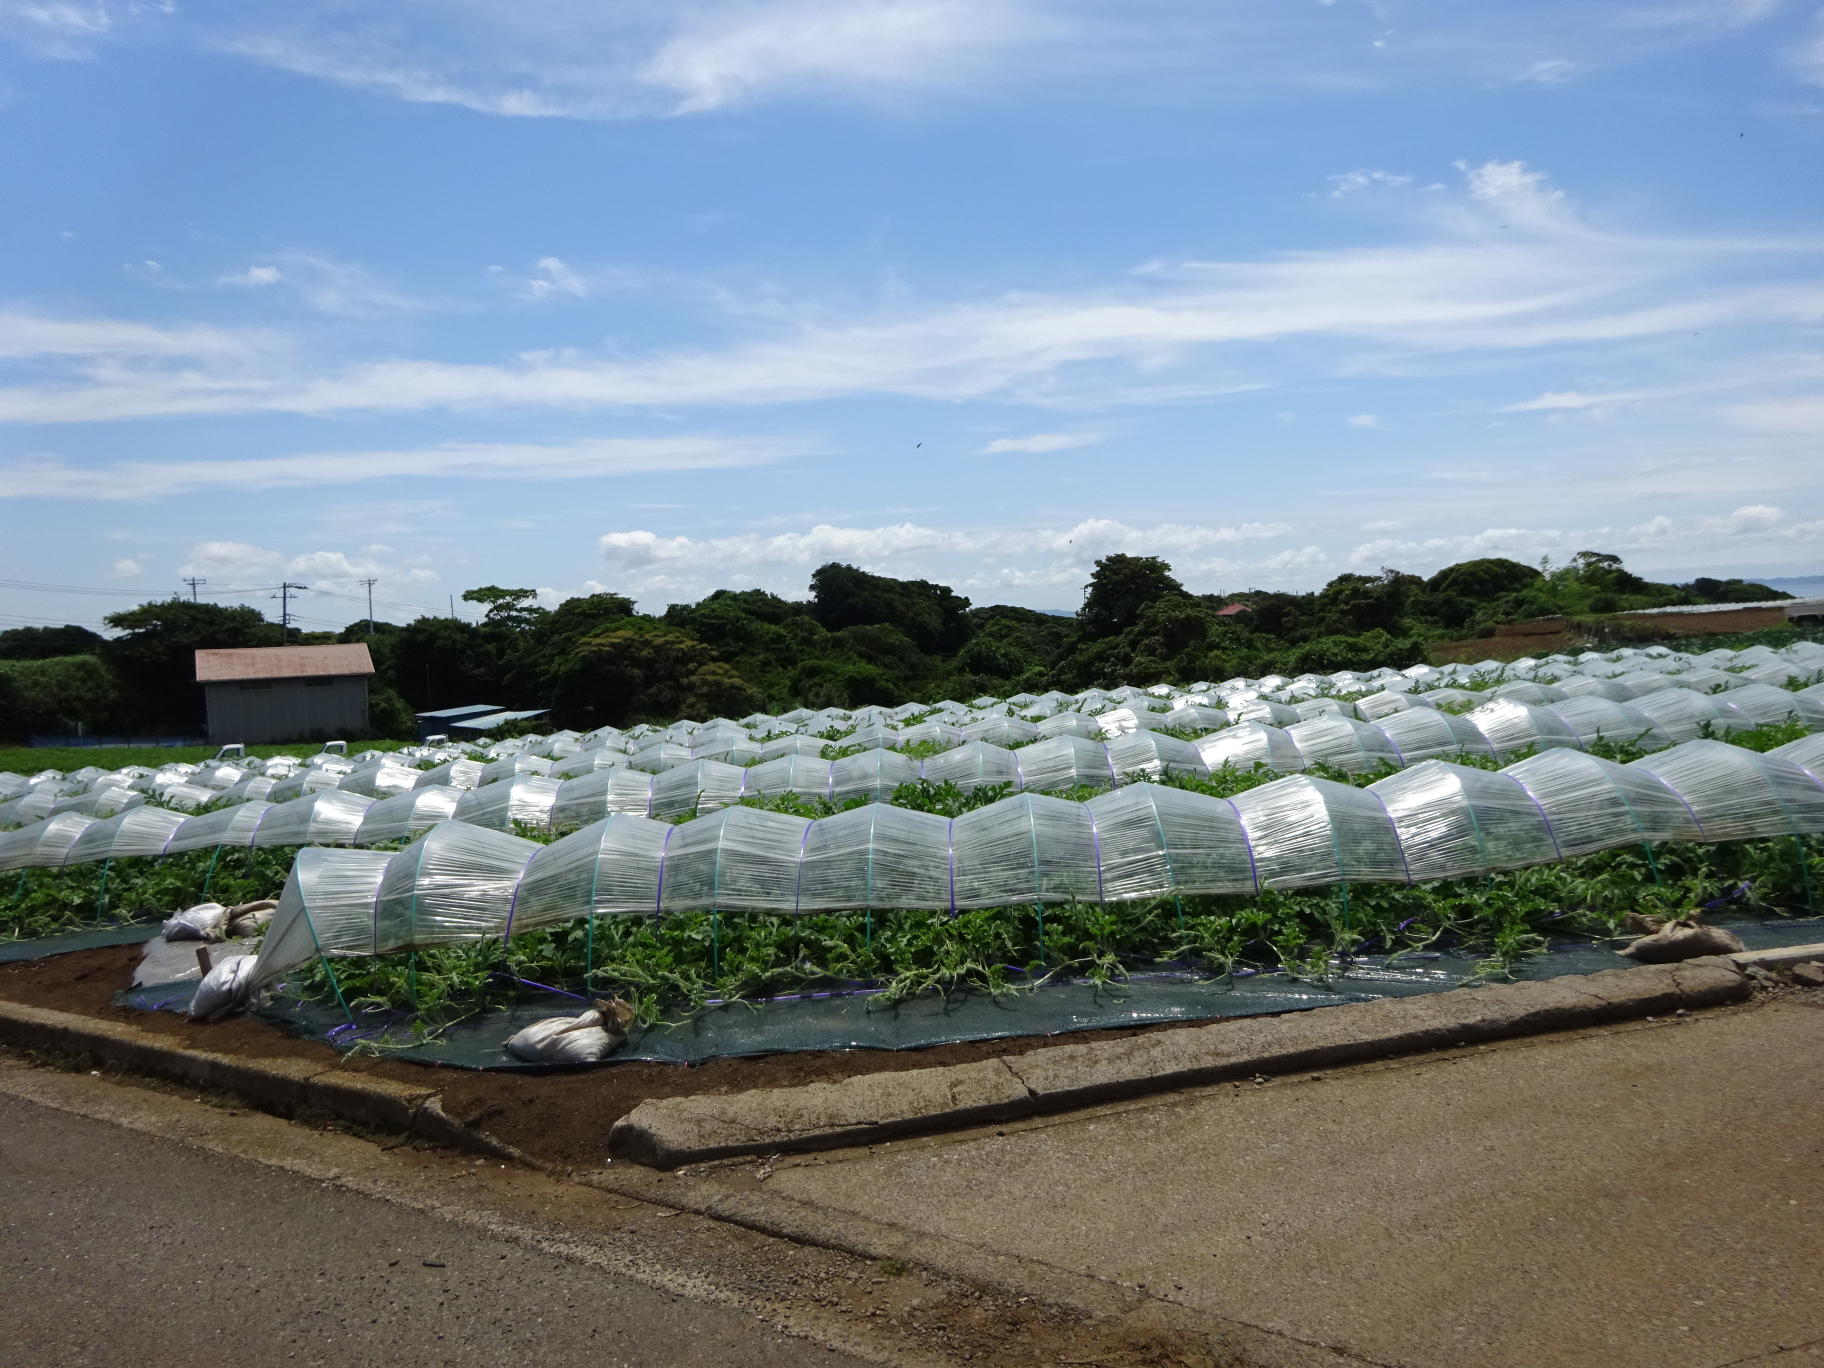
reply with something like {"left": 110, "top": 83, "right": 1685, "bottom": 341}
{"left": 0, "top": 655, "right": 121, "bottom": 735}
{"left": 0, "top": 624, "right": 106, "bottom": 661}
{"left": 102, "top": 600, "right": 282, "bottom": 730}
{"left": 1078, "top": 555, "right": 1183, "bottom": 640}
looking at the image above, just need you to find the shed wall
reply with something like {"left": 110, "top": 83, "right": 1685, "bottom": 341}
{"left": 204, "top": 675, "right": 370, "bottom": 744}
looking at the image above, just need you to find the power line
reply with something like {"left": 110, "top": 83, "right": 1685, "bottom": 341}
{"left": 0, "top": 576, "right": 278, "bottom": 597}
{"left": 272, "top": 581, "right": 309, "bottom": 638}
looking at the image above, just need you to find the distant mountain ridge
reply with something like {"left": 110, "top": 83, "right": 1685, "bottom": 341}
{"left": 1761, "top": 576, "right": 1824, "bottom": 597}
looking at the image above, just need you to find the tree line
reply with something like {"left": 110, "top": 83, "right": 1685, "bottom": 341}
{"left": 0, "top": 552, "right": 1788, "bottom": 740}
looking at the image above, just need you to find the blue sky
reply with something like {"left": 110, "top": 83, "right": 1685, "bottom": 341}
{"left": 3, "top": 0, "right": 1823, "bottom": 632}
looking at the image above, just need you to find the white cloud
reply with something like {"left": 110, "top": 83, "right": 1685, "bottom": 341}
{"left": 1, "top": 434, "right": 810, "bottom": 500}
{"left": 600, "top": 516, "right": 1292, "bottom": 568}
{"left": 519, "top": 256, "right": 590, "bottom": 301}
{"left": 978, "top": 431, "right": 1106, "bottom": 454}
{"left": 177, "top": 540, "right": 283, "bottom": 583}
{"left": 177, "top": 540, "right": 441, "bottom": 598}
{"left": 220, "top": 265, "right": 284, "bottom": 288}
{"left": 0, "top": 309, "right": 265, "bottom": 361}
{"left": 109, "top": 557, "right": 142, "bottom": 578}
{"left": 3, "top": 161, "right": 1821, "bottom": 428}
{"left": 1346, "top": 413, "right": 1380, "bottom": 428}
{"left": 1501, "top": 388, "right": 1657, "bottom": 412}
{"left": 1361, "top": 519, "right": 1403, "bottom": 533}
{"left": 1793, "top": 14, "right": 1824, "bottom": 85}
{"left": 1726, "top": 397, "right": 1824, "bottom": 433}
{"left": 205, "top": 1, "right": 1791, "bottom": 122}
{"left": 1325, "top": 169, "right": 1411, "bottom": 198}
{"left": 1698, "top": 503, "right": 1787, "bottom": 535}
{"left": 640, "top": 0, "right": 1046, "bottom": 114}
{"left": 217, "top": 0, "right": 1058, "bottom": 121}
{"left": 1514, "top": 58, "right": 1587, "bottom": 84}
{"left": 0, "top": 1, "right": 110, "bottom": 59}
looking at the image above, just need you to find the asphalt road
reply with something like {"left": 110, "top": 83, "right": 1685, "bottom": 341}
{"left": 0, "top": 1093, "right": 868, "bottom": 1368}
{"left": 751, "top": 997, "right": 1824, "bottom": 1368}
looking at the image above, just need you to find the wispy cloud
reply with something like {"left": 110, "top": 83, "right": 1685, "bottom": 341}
{"left": 978, "top": 431, "right": 1105, "bottom": 454}
{"left": 1, "top": 435, "right": 813, "bottom": 500}
{"left": 196, "top": 0, "right": 1798, "bottom": 123}
{"left": 5, "top": 161, "right": 1820, "bottom": 425}
{"left": 215, "top": 0, "right": 1061, "bottom": 121}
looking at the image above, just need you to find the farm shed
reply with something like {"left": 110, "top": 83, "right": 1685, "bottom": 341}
{"left": 194, "top": 644, "right": 374, "bottom": 745}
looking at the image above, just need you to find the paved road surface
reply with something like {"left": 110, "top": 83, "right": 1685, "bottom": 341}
{"left": 747, "top": 998, "right": 1824, "bottom": 1368}
{"left": 0, "top": 1093, "right": 871, "bottom": 1368}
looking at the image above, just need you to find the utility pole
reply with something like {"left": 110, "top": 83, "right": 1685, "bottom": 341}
{"left": 359, "top": 577, "right": 377, "bottom": 634}
{"left": 181, "top": 576, "right": 205, "bottom": 602}
{"left": 272, "top": 582, "right": 309, "bottom": 639}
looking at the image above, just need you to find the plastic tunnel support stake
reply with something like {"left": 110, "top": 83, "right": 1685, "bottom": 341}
{"left": 1640, "top": 841, "right": 1663, "bottom": 887}
{"left": 1034, "top": 902, "right": 1046, "bottom": 963}
{"left": 710, "top": 908, "right": 720, "bottom": 978}
{"left": 94, "top": 858, "right": 110, "bottom": 921}
{"left": 1796, "top": 835, "right": 1816, "bottom": 915}
{"left": 201, "top": 844, "right": 222, "bottom": 900}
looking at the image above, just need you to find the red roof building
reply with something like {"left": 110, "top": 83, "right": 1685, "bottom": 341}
{"left": 194, "top": 644, "right": 375, "bottom": 743}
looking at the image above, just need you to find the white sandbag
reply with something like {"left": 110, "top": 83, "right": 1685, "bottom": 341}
{"left": 163, "top": 902, "right": 228, "bottom": 942}
{"left": 190, "top": 952, "right": 258, "bottom": 1022}
{"left": 227, "top": 899, "right": 278, "bottom": 938}
{"left": 503, "top": 999, "right": 635, "bottom": 1064}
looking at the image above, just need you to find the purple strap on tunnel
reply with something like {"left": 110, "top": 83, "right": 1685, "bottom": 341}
{"left": 499, "top": 848, "right": 542, "bottom": 941}
{"left": 946, "top": 817, "right": 957, "bottom": 913}
{"left": 652, "top": 822, "right": 676, "bottom": 914}
{"left": 1505, "top": 773, "right": 1564, "bottom": 862}
{"left": 1225, "top": 797, "right": 1262, "bottom": 892}
{"left": 1084, "top": 803, "right": 1106, "bottom": 902}
{"left": 1365, "top": 786, "right": 1414, "bottom": 884}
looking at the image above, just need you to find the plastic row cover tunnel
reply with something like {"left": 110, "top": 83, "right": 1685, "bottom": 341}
{"left": 247, "top": 737, "right": 1824, "bottom": 988}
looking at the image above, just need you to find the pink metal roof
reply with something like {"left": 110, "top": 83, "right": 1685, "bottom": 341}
{"left": 194, "top": 644, "right": 375, "bottom": 683}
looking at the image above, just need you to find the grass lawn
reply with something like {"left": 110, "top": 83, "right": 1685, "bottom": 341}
{"left": 0, "top": 739, "right": 419, "bottom": 775}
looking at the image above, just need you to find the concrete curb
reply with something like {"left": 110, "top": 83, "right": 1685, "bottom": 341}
{"left": 0, "top": 942, "right": 1817, "bottom": 1174}
{"left": 606, "top": 954, "right": 1769, "bottom": 1168}
{"left": 0, "top": 999, "right": 529, "bottom": 1163}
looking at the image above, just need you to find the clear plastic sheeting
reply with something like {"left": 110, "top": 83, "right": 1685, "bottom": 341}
{"left": 0, "top": 813, "right": 98, "bottom": 871}
{"left": 1503, "top": 749, "right": 1703, "bottom": 853}
{"left": 251, "top": 848, "right": 394, "bottom": 988}
{"left": 1084, "top": 784, "right": 1257, "bottom": 899}
{"left": 354, "top": 786, "right": 464, "bottom": 845}
{"left": 164, "top": 801, "right": 276, "bottom": 854}
{"left": 62, "top": 805, "right": 188, "bottom": 865}
{"left": 1771, "top": 733, "right": 1824, "bottom": 785}
{"left": 1230, "top": 777, "right": 1409, "bottom": 888}
{"left": 266, "top": 769, "right": 345, "bottom": 803}
{"left": 829, "top": 749, "right": 922, "bottom": 804}
{"left": 1283, "top": 717, "right": 1404, "bottom": 774}
{"left": 451, "top": 776, "right": 561, "bottom": 831}
{"left": 415, "top": 759, "right": 486, "bottom": 791}
{"left": 513, "top": 814, "right": 672, "bottom": 927}
{"left": 251, "top": 790, "right": 376, "bottom": 848}
{"left": 1370, "top": 762, "right": 1556, "bottom": 882}
{"left": 550, "top": 768, "right": 658, "bottom": 830}
{"left": 1627, "top": 742, "right": 1824, "bottom": 841}
{"left": 373, "top": 824, "right": 542, "bottom": 954}
{"left": 1461, "top": 699, "right": 1583, "bottom": 758}
{"left": 1196, "top": 722, "right": 1306, "bottom": 775}
{"left": 1543, "top": 698, "right": 1670, "bottom": 751}
{"left": 1014, "top": 735, "right": 1119, "bottom": 792}
{"left": 1375, "top": 707, "right": 1496, "bottom": 763}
